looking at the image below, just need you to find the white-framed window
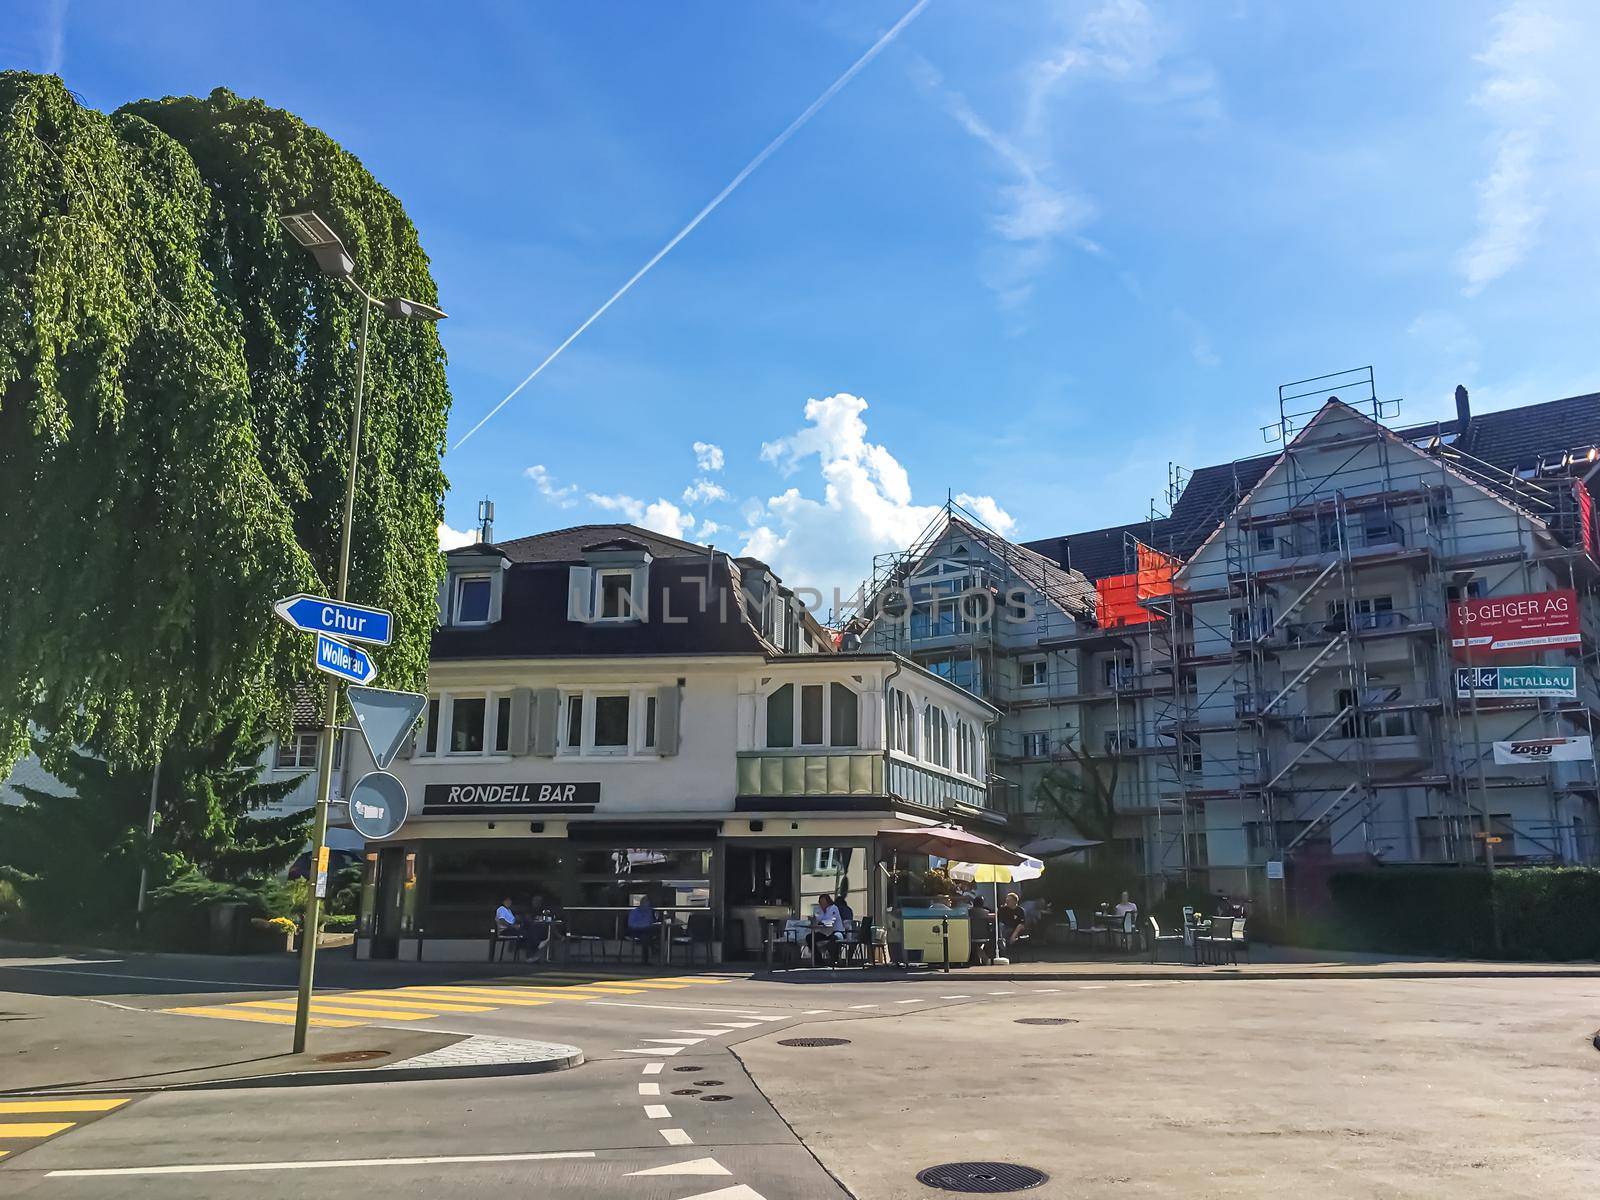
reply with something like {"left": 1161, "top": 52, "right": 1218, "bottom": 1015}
{"left": 559, "top": 687, "right": 659, "bottom": 757}
{"left": 921, "top": 705, "right": 951, "bottom": 768}
{"left": 1022, "top": 731, "right": 1049, "bottom": 759}
{"left": 596, "top": 569, "right": 636, "bottom": 621}
{"left": 956, "top": 719, "right": 982, "bottom": 778}
{"left": 1102, "top": 654, "right": 1135, "bottom": 689}
{"left": 888, "top": 688, "right": 916, "bottom": 755}
{"left": 416, "top": 691, "right": 513, "bottom": 758}
{"left": 1019, "top": 658, "right": 1047, "bottom": 688}
{"left": 762, "top": 681, "right": 861, "bottom": 749}
{"left": 276, "top": 731, "right": 320, "bottom": 769}
{"left": 452, "top": 574, "right": 492, "bottom": 625}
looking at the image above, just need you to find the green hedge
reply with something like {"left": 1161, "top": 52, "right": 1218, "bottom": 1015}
{"left": 1326, "top": 867, "right": 1600, "bottom": 960}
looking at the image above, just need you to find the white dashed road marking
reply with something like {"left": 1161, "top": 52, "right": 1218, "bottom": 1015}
{"left": 626, "top": 1157, "right": 732, "bottom": 1177}
{"left": 644, "top": 1105, "right": 672, "bottom": 1119}
{"left": 642, "top": 1062, "right": 664, "bottom": 1075}
{"left": 639, "top": 1083, "right": 660, "bottom": 1096}
{"left": 661, "top": 1128, "right": 694, "bottom": 1146}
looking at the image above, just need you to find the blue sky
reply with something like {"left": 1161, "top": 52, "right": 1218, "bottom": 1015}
{"left": 12, "top": 1, "right": 1600, "bottom": 599}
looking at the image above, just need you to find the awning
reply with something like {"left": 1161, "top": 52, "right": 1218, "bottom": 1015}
{"left": 876, "top": 823, "right": 1025, "bottom": 866}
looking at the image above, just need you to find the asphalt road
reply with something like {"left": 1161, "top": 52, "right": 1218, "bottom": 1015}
{"left": 3, "top": 953, "right": 1597, "bottom": 1198}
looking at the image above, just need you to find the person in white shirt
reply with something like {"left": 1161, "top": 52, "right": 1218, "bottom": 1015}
{"left": 811, "top": 894, "right": 844, "bottom": 966}
{"left": 1113, "top": 891, "right": 1138, "bottom": 917}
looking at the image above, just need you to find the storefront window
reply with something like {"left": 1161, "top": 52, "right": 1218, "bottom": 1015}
{"left": 799, "top": 844, "right": 868, "bottom": 919}
{"left": 421, "top": 843, "right": 566, "bottom": 937}
{"left": 571, "top": 845, "right": 712, "bottom": 912}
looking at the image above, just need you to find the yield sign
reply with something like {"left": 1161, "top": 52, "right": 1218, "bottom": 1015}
{"left": 347, "top": 685, "right": 427, "bottom": 770}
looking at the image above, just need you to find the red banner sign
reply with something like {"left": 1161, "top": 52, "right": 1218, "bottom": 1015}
{"left": 1449, "top": 588, "right": 1581, "bottom": 656}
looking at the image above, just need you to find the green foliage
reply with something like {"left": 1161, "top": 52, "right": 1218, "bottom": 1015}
{"left": 0, "top": 718, "right": 308, "bottom": 939}
{"left": 0, "top": 74, "right": 449, "bottom": 774}
{"left": 1326, "top": 867, "right": 1600, "bottom": 960}
{"left": 1032, "top": 742, "right": 1124, "bottom": 843}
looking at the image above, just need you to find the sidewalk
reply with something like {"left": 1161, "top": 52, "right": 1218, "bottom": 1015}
{"left": 755, "top": 944, "right": 1600, "bottom": 983}
{"left": 0, "top": 975, "right": 580, "bottom": 1094}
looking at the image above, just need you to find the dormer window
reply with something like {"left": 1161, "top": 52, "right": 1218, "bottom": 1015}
{"left": 597, "top": 569, "right": 636, "bottom": 621}
{"left": 453, "top": 575, "right": 492, "bottom": 625}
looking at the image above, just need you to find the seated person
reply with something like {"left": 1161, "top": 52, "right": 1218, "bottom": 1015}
{"left": 1113, "top": 890, "right": 1139, "bottom": 918}
{"left": 966, "top": 894, "right": 994, "bottom": 964}
{"left": 625, "top": 897, "right": 657, "bottom": 963}
{"left": 811, "top": 893, "right": 844, "bottom": 965}
{"left": 998, "top": 891, "right": 1029, "bottom": 947}
{"left": 494, "top": 896, "right": 532, "bottom": 956}
{"left": 834, "top": 890, "right": 856, "bottom": 926}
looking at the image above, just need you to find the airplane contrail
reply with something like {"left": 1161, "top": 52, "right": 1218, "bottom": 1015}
{"left": 450, "top": 0, "right": 932, "bottom": 450}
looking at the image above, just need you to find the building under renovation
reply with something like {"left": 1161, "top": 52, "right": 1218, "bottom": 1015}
{"left": 857, "top": 371, "right": 1600, "bottom": 904}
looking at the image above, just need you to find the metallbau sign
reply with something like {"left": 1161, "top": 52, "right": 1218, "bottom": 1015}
{"left": 347, "top": 771, "right": 409, "bottom": 839}
{"left": 421, "top": 782, "right": 600, "bottom": 814}
{"left": 274, "top": 593, "right": 394, "bottom": 645}
{"left": 1492, "top": 735, "right": 1593, "bottom": 765}
{"left": 313, "top": 633, "right": 378, "bottom": 685}
{"left": 347, "top": 685, "right": 426, "bottom": 770}
{"left": 1454, "top": 665, "right": 1578, "bottom": 700}
{"left": 1448, "top": 589, "right": 1580, "bottom": 656}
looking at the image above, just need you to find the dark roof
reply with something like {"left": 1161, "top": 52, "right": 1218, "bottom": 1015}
{"left": 1028, "top": 388, "right": 1600, "bottom": 576}
{"left": 290, "top": 685, "right": 322, "bottom": 729}
{"left": 432, "top": 553, "right": 771, "bottom": 660}
{"left": 1454, "top": 391, "right": 1600, "bottom": 470}
{"left": 475, "top": 523, "right": 713, "bottom": 565}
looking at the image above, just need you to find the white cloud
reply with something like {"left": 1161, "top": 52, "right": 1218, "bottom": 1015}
{"left": 524, "top": 463, "right": 579, "bottom": 508}
{"left": 586, "top": 492, "right": 646, "bottom": 521}
{"left": 918, "top": 0, "right": 1212, "bottom": 310}
{"left": 698, "top": 520, "right": 723, "bottom": 540}
{"left": 742, "top": 393, "right": 1013, "bottom": 594}
{"left": 585, "top": 490, "right": 698, "bottom": 541}
{"left": 954, "top": 493, "right": 1017, "bottom": 536}
{"left": 682, "top": 478, "right": 730, "bottom": 505}
{"left": 1457, "top": 1, "right": 1600, "bottom": 295}
{"left": 693, "top": 441, "right": 725, "bottom": 472}
{"left": 642, "top": 500, "right": 696, "bottom": 540}
{"left": 437, "top": 521, "right": 477, "bottom": 550}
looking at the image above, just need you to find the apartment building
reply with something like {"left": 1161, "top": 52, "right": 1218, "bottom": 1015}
{"left": 350, "top": 523, "right": 997, "bottom": 961}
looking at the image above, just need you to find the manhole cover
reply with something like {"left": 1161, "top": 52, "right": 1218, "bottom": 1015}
{"left": 1014, "top": 1018, "right": 1077, "bottom": 1026}
{"left": 673, "top": 1065, "right": 706, "bottom": 1072}
{"left": 700, "top": 1094, "right": 733, "bottom": 1102}
{"left": 777, "top": 1037, "right": 851, "bottom": 1047}
{"left": 671, "top": 1088, "right": 702, "bottom": 1096}
{"left": 314, "top": 1049, "right": 390, "bottom": 1064}
{"left": 693, "top": 1079, "right": 724, "bottom": 1086}
{"left": 916, "top": 1162, "right": 1049, "bottom": 1193}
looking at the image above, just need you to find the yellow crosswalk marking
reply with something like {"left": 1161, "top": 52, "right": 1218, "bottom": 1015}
{"left": 235, "top": 1001, "right": 436, "bottom": 1021}
{"left": 0, "top": 1122, "right": 76, "bottom": 1138}
{"left": 335, "top": 993, "right": 495, "bottom": 1013}
{"left": 166, "top": 1006, "right": 360, "bottom": 1028}
{"left": 0, "top": 1099, "right": 128, "bottom": 1114}
{"left": 489, "top": 983, "right": 646, "bottom": 996}
{"left": 385, "top": 988, "right": 553, "bottom": 1006}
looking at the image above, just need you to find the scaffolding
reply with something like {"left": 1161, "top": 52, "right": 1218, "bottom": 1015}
{"left": 1152, "top": 369, "right": 1600, "bottom": 906}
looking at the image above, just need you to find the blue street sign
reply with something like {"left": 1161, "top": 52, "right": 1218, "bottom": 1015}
{"left": 314, "top": 633, "right": 378, "bottom": 685}
{"left": 347, "top": 771, "right": 408, "bottom": 840}
{"left": 274, "top": 593, "right": 393, "bottom": 646}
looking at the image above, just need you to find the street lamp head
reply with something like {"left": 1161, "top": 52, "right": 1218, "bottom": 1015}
{"left": 278, "top": 211, "right": 355, "bottom": 279}
{"left": 381, "top": 295, "right": 448, "bottom": 322}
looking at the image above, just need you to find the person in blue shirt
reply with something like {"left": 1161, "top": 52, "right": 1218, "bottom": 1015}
{"left": 625, "top": 896, "right": 657, "bottom": 963}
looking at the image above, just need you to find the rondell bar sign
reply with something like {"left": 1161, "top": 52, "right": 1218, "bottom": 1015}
{"left": 422, "top": 782, "right": 600, "bottom": 814}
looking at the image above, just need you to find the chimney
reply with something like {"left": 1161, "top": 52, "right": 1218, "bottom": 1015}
{"left": 1454, "top": 384, "right": 1471, "bottom": 432}
{"left": 476, "top": 496, "right": 495, "bottom": 544}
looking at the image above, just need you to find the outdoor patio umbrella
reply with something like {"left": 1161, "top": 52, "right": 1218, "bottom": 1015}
{"left": 1019, "top": 835, "right": 1102, "bottom": 859}
{"left": 876, "top": 824, "right": 1026, "bottom": 866}
{"left": 947, "top": 857, "right": 1045, "bottom": 965}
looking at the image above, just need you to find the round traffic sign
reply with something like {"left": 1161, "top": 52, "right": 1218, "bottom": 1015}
{"left": 347, "top": 770, "right": 408, "bottom": 839}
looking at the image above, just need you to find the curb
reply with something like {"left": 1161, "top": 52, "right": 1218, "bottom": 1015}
{"left": 756, "top": 966, "right": 1600, "bottom": 983}
{"left": 5, "top": 1037, "right": 584, "bottom": 1095}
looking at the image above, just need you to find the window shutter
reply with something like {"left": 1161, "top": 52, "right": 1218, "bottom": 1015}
{"left": 655, "top": 684, "right": 681, "bottom": 756}
{"left": 509, "top": 687, "right": 533, "bottom": 755}
{"left": 436, "top": 576, "right": 450, "bottom": 623}
{"left": 630, "top": 565, "right": 650, "bottom": 621}
{"left": 402, "top": 729, "right": 419, "bottom": 760}
{"left": 532, "top": 687, "right": 560, "bottom": 756}
{"left": 488, "top": 569, "right": 506, "bottom": 624}
{"left": 567, "top": 567, "right": 594, "bottom": 622}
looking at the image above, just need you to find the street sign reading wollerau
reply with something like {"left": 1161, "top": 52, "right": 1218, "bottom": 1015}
{"left": 347, "top": 685, "right": 428, "bottom": 770}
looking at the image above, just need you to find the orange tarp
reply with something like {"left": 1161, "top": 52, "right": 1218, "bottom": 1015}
{"left": 1094, "top": 545, "right": 1177, "bottom": 629}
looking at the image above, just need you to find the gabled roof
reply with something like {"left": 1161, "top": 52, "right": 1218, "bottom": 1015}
{"left": 876, "top": 514, "right": 1097, "bottom": 620}
{"left": 1454, "top": 391, "right": 1600, "bottom": 470}
{"left": 478, "top": 523, "right": 713, "bottom": 564}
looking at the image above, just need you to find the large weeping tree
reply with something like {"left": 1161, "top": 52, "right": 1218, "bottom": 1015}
{"left": 0, "top": 74, "right": 449, "bottom": 774}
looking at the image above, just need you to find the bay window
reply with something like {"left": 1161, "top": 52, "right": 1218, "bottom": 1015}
{"left": 763, "top": 680, "right": 861, "bottom": 749}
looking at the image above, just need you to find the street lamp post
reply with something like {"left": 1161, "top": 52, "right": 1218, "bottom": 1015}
{"left": 278, "top": 212, "right": 445, "bottom": 1053}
